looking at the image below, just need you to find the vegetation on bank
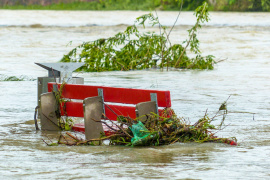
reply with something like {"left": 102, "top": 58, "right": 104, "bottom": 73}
{"left": 1, "top": 0, "right": 270, "bottom": 12}
{"left": 1, "top": 0, "right": 203, "bottom": 11}
{"left": 61, "top": 2, "right": 215, "bottom": 71}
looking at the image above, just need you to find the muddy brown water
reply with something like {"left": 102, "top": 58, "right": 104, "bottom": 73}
{"left": 0, "top": 10, "right": 270, "bottom": 179}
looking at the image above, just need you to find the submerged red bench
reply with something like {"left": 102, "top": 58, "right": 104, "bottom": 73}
{"left": 47, "top": 82, "right": 171, "bottom": 139}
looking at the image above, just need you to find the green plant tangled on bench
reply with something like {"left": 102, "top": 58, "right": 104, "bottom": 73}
{"left": 54, "top": 102, "right": 237, "bottom": 147}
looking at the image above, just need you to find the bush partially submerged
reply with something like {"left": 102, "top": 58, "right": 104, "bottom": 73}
{"left": 61, "top": 2, "right": 215, "bottom": 71}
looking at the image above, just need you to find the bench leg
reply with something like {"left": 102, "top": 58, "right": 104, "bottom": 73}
{"left": 40, "top": 92, "right": 60, "bottom": 131}
{"left": 83, "top": 96, "right": 104, "bottom": 140}
{"left": 135, "top": 101, "right": 157, "bottom": 122}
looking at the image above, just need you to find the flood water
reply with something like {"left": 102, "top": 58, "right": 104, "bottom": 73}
{"left": 0, "top": 10, "right": 270, "bottom": 179}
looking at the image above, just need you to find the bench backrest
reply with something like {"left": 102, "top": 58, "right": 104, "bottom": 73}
{"left": 48, "top": 83, "right": 171, "bottom": 120}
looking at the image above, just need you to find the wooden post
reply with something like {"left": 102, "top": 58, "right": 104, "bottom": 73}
{"left": 40, "top": 92, "right": 60, "bottom": 131}
{"left": 83, "top": 96, "right": 104, "bottom": 140}
{"left": 135, "top": 101, "right": 157, "bottom": 122}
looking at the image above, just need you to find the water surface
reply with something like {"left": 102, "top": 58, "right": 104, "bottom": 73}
{"left": 0, "top": 10, "right": 269, "bottom": 179}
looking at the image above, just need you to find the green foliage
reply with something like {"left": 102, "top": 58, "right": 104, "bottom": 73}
{"left": 212, "top": 0, "right": 270, "bottom": 12}
{"left": 108, "top": 106, "right": 237, "bottom": 146}
{"left": 229, "top": 0, "right": 236, "bottom": 5}
{"left": 261, "top": 0, "right": 270, "bottom": 11}
{"left": 182, "top": 0, "right": 206, "bottom": 10}
{"left": 174, "top": 2, "right": 210, "bottom": 67}
{"left": 0, "top": 0, "right": 207, "bottom": 11}
{"left": 0, "top": 76, "right": 25, "bottom": 81}
{"left": 59, "top": 117, "right": 74, "bottom": 131}
{"left": 1, "top": 0, "right": 270, "bottom": 11}
{"left": 53, "top": 82, "right": 74, "bottom": 131}
{"left": 61, "top": 2, "right": 215, "bottom": 71}
{"left": 0, "top": 75, "right": 35, "bottom": 81}
{"left": 48, "top": 143, "right": 59, "bottom": 146}
{"left": 249, "top": 0, "right": 270, "bottom": 11}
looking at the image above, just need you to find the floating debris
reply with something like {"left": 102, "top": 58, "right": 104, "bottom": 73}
{"left": 47, "top": 104, "right": 237, "bottom": 147}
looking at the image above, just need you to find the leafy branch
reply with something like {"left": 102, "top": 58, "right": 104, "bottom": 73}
{"left": 174, "top": 2, "right": 210, "bottom": 67}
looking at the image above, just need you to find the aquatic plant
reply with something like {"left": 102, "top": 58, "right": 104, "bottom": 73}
{"left": 61, "top": 2, "right": 215, "bottom": 71}
{"left": 0, "top": 75, "right": 35, "bottom": 81}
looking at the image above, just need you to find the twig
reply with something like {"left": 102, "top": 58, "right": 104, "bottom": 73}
{"left": 51, "top": 67, "right": 58, "bottom": 84}
{"left": 58, "top": 134, "right": 63, "bottom": 144}
{"left": 102, "top": 113, "right": 133, "bottom": 138}
{"left": 155, "top": 10, "right": 162, "bottom": 38}
{"left": 170, "top": 137, "right": 180, "bottom": 145}
{"left": 41, "top": 112, "right": 61, "bottom": 130}
{"left": 170, "top": 132, "right": 186, "bottom": 145}
{"left": 154, "top": 10, "right": 165, "bottom": 71}
{"left": 193, "top": 108, "right": 208, "bottom": 127}
{"left": 210, "top": 95, "right": 231, "bottom": 123}
{"left": 94, "top": 101, "right": 132, "bottom": 137}
{"left": 100, "top": 101, "right": 119, "bottom": 117}
{"left": 62, "top": 134, "right": 69, "bottom": 144}
{"left": 174, "top": 2, "right": 207, "bottom": 68}
{"left": 101, "top": 101, "right": 134, "bottom": 126}
{"left": 76, "top": 134, "right": 123, "bottom": 145}
{"left": 91, "top": 117, "right": 120, "bottom": 132}
{"left": 61, "top": 134, "right": 77, "bottom": 146}
{"left": 212, "top": 123, "right": 231, "bottom": 136}
{"left": 44, "top": 135, "right": 53, "bottom": 144}
{"left": 218, "top": 113, "right": 227, "bottom": 128}
{"left": 34, "top": 106, "right": 40, "bottom": 130}
{"left": 66, "top": 132, "right": 81, "bottom": 142}
{"left": 75, "top": 134, "right": 83, "bottom": 141}
{"left": 42, "top": 139, "right": 49, "bottom": 146}
{"left": 225, "top": 95, "right": 231, "bottom": 103}
{"left": 215, "top": 58, "right": 228, "bottom": 63}
{"left": 168, "top": 0, "right": 183, "bottom": 37}
{"left": 204, "top": 108, "right": 208, "bottom": 118}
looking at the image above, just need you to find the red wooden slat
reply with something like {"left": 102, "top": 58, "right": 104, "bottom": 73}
{"left": 72, "top": 123, "right": 117, "bottom": 136}
{"left": 72, "top": 123, "right": 85, "bottom": 133}
{"left": 61, "top": 101, "right": 165, "bottom": 119}
{"left": 105, "top": 105, "right": 136, "bottom": 120}
{"left": 48, "top": 83, "right": 171, "bottom": 107}
{"left": 60, "top": 102, "right": 83, "bottom": 117}
{"left": 60, "top": 101, "right": 136, "bottom": 120}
